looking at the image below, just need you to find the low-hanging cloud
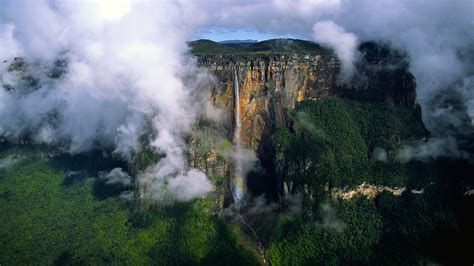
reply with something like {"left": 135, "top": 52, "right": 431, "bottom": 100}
{"left": 0, "top": 156, "right": 18, "bottom": 169}
{"left": 139, "top": 168, "right": 213, "bottom": 202}
{"left": 317, "top": 203, "right": 346, "bottom": 233}
{"left": 98, "top": 168, "right": 132, "bottom": 188}
{"left": 397, "top": 137, "right": 467, "bottom": 162}
{"left": 0, "top": 0, "right": 214, "bottom": 202}
{"left": 372, "top": 147, "right": 388, "bottom": 162}
{"left": 0, "top": 24, "right": 21, "bottom": 60}
{"left": 312, "top": 20, "right": 358, "bottom": 78}
{"left": 222, "top": 144, "right": 260, "bottom": 179}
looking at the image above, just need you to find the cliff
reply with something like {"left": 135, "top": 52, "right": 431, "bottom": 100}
{"left": 337, "top": 42, "right": 419, "bottom": 111}
{"left": 188, "top": 39, "right": 425, "bottom": 200}
{"left": 192, "top": 40, "right": 420, "bottom": 154}
{"left": 199, "top": 53, "right": 340, "bottom": 152}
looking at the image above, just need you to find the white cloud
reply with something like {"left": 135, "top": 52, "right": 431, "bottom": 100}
{"left": 397, "top": 137, "right": 467, "bottom": 162}
{"left": 168, "top": 169, "right": 214, "bottom": 202}
{"left": 0, "top": 156, "right": 18, "bottom": 169}
{"left": 0, "top": 0, "right": 213, "bottom": 202}
{"left": 0, "top": 24, "right": 22, "bottom": 60}
{"left": 312, "top": 20, "right": 358, "bottom": 78}
{"left": 99, "top": 168, "right": 132, "bottom": 187}
{"left": 372, "top": 147, "right": 388, "bottom": 162}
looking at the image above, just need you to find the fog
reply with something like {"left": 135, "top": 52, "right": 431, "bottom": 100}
{"left": 0, "top": 0, "right": 214, "bottom": 202}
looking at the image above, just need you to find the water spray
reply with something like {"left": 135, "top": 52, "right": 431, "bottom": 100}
{"left": 232, "top": 65, "right": 245, "bottom": 204}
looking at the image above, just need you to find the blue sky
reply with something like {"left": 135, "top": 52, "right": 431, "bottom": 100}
{"left": 192, "top": 26, "right": 297, "bottom": 42}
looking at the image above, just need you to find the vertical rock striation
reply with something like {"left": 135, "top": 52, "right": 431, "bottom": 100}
{"left": 199, "top": 53, "right": 340, "bottom": 154}
{"left": 187, "top": 41, "right": 421, "bottom": 200}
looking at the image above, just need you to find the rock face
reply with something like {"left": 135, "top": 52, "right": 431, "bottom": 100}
{"left": 195, "top": 42, "right": 420, "bottom": 160}
{"left": 331, "top": 183, "right": 407, "bottom": 200}
{"left": 336, "top": 42, "right": 419, "bottom": 111}
{"left": 189, "top": 41, "right": 422, "bottom": 199}
{"left": 198, "top": 53, "right": 340, "bottom": 155}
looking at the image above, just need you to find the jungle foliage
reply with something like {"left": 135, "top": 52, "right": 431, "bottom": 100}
{"left": 265, "top": 97, "right": 469, "bottom": 265}
{"left": 0, "top": 97, "right": 471, "bottom": 265}
{"left": 0, "top": 144, "right": 259, "bottom": 265}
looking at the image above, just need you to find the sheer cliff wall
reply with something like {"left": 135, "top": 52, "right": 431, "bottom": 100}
{"left": 199, "top": 53, "right": 340, "bottom": 154}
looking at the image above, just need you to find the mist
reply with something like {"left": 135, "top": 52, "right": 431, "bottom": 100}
{"left": 312, "top": 20, "right": 358, "bottom": 78}
{"left": 0, "top": 0, "right": 214, "bottom": 202}
{"left": 397, "top": 137, "right": 467, "bottom": 162}
{"left": 98, "top": 168, "right": 132, "bottom": 188}
{"left": 0, "top": 155, "right": 17, "bottom": 169}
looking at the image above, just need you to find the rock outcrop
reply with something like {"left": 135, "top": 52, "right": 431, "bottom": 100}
{"left": 336, "top": 42, "right": 419, "bottom": 111}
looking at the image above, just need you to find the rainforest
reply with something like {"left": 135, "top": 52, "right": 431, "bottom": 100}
{"left": 0, "top": 1, "right": 472, "bottom": 265}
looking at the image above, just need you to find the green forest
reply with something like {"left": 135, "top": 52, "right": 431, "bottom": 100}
{"left": 1, "top": 0, "right": 472, "bottom": 264}
{"left": 266, "top": 98, "right": 470, "bottom": 265}
{"left": 1, "top": 97, "right": 471, "bottom": 265}
{"left": 0, "top": 145, "right": 259, "bottom": 265}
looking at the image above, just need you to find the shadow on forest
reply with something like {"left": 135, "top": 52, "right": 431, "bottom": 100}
{"left": 49, "top": 150, "right": 129, "bottom": 200}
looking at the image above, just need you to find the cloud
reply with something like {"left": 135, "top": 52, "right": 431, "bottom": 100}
{"left": 317, "top": 203, "right": 346, "bottom": 233}
{"left": 312, "top": 20, "right": 358, "bottom": 78}
{"left": 98, "top": 168, "right": 132, "bottom": 187}
{"left": 0, "top": 156, "right": 17, "bottom": 169}
{"left": 139, "top": 167, "right": 213, "bottom": 202}
{"left": 98, "top": 168, "right": 136, "bottom": 200}
{"left": 296, "top": 112, "right": 327, "bottom": 138}
{"left": 168, "top": 169, "right": 214, "bottom": 201}
{"left": 0, "top": 24, "right": 22, "bottom": 60}
{"left": 464, "top": 188, "right": 474, "bottom": 196}
{"left": 397, "top": 137, "right": 467, "bottom": 162}
{"left": 222, "top": 145, "right": 259, "bottom": 180}
{"left": 223, "top": 193, "right": 303, "bottom": 224}
{"left": 372, "top": 147, "right": 388, "bottom": 162}
{"left": 0, "top": 0, "right": 214, "bottom": 202}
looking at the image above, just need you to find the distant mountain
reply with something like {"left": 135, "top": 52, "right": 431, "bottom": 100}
{"left": 187, "top": 39, "right": 239, "bottom": 54}
{"left": 189, "top": 38, "right": 330, "bottom": 55}
{"left": 218, "top": 39, "right": 257, "bottom": 44}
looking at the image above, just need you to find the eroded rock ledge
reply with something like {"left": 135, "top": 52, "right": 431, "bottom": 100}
{"left": 331, "top": 182, "right": 425, "bottom": 200}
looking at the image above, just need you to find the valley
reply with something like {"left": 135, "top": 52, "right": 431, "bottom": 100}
{"left": 0, "top": 39, "right": 472, "bottom": 265}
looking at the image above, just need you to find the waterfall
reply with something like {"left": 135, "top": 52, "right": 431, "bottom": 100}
{"left": 232, "top": 66, "right": 244, "bottom": 203}
{"left": 232, "top": 66, "right": 266, "bottom": 264}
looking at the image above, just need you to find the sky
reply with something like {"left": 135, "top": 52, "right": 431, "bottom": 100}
{"left": 193, "top": 26, "right": 297, "bottom": 41}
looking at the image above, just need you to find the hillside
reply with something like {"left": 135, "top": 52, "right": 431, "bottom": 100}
{"left": 189, "top": 38, "right": 329, "bottom": 55}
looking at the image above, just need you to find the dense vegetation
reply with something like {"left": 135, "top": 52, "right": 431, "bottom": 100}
{"left": 0, "top": 98, "right": 471, "bottom": 265}
{"left": 0, "top": 144, "right": 259, "bottom": 265}
{"left": 264, "top": 97, "right": 471, "bottom": 265}
{"left": 266, "top": 197, "right": 383, "bottom": 265}
{"left": 273, "top": 97, "right": 428, "bottom": 192}
{"left": 1, "top": 47, "right": 472, "bottom": 264}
